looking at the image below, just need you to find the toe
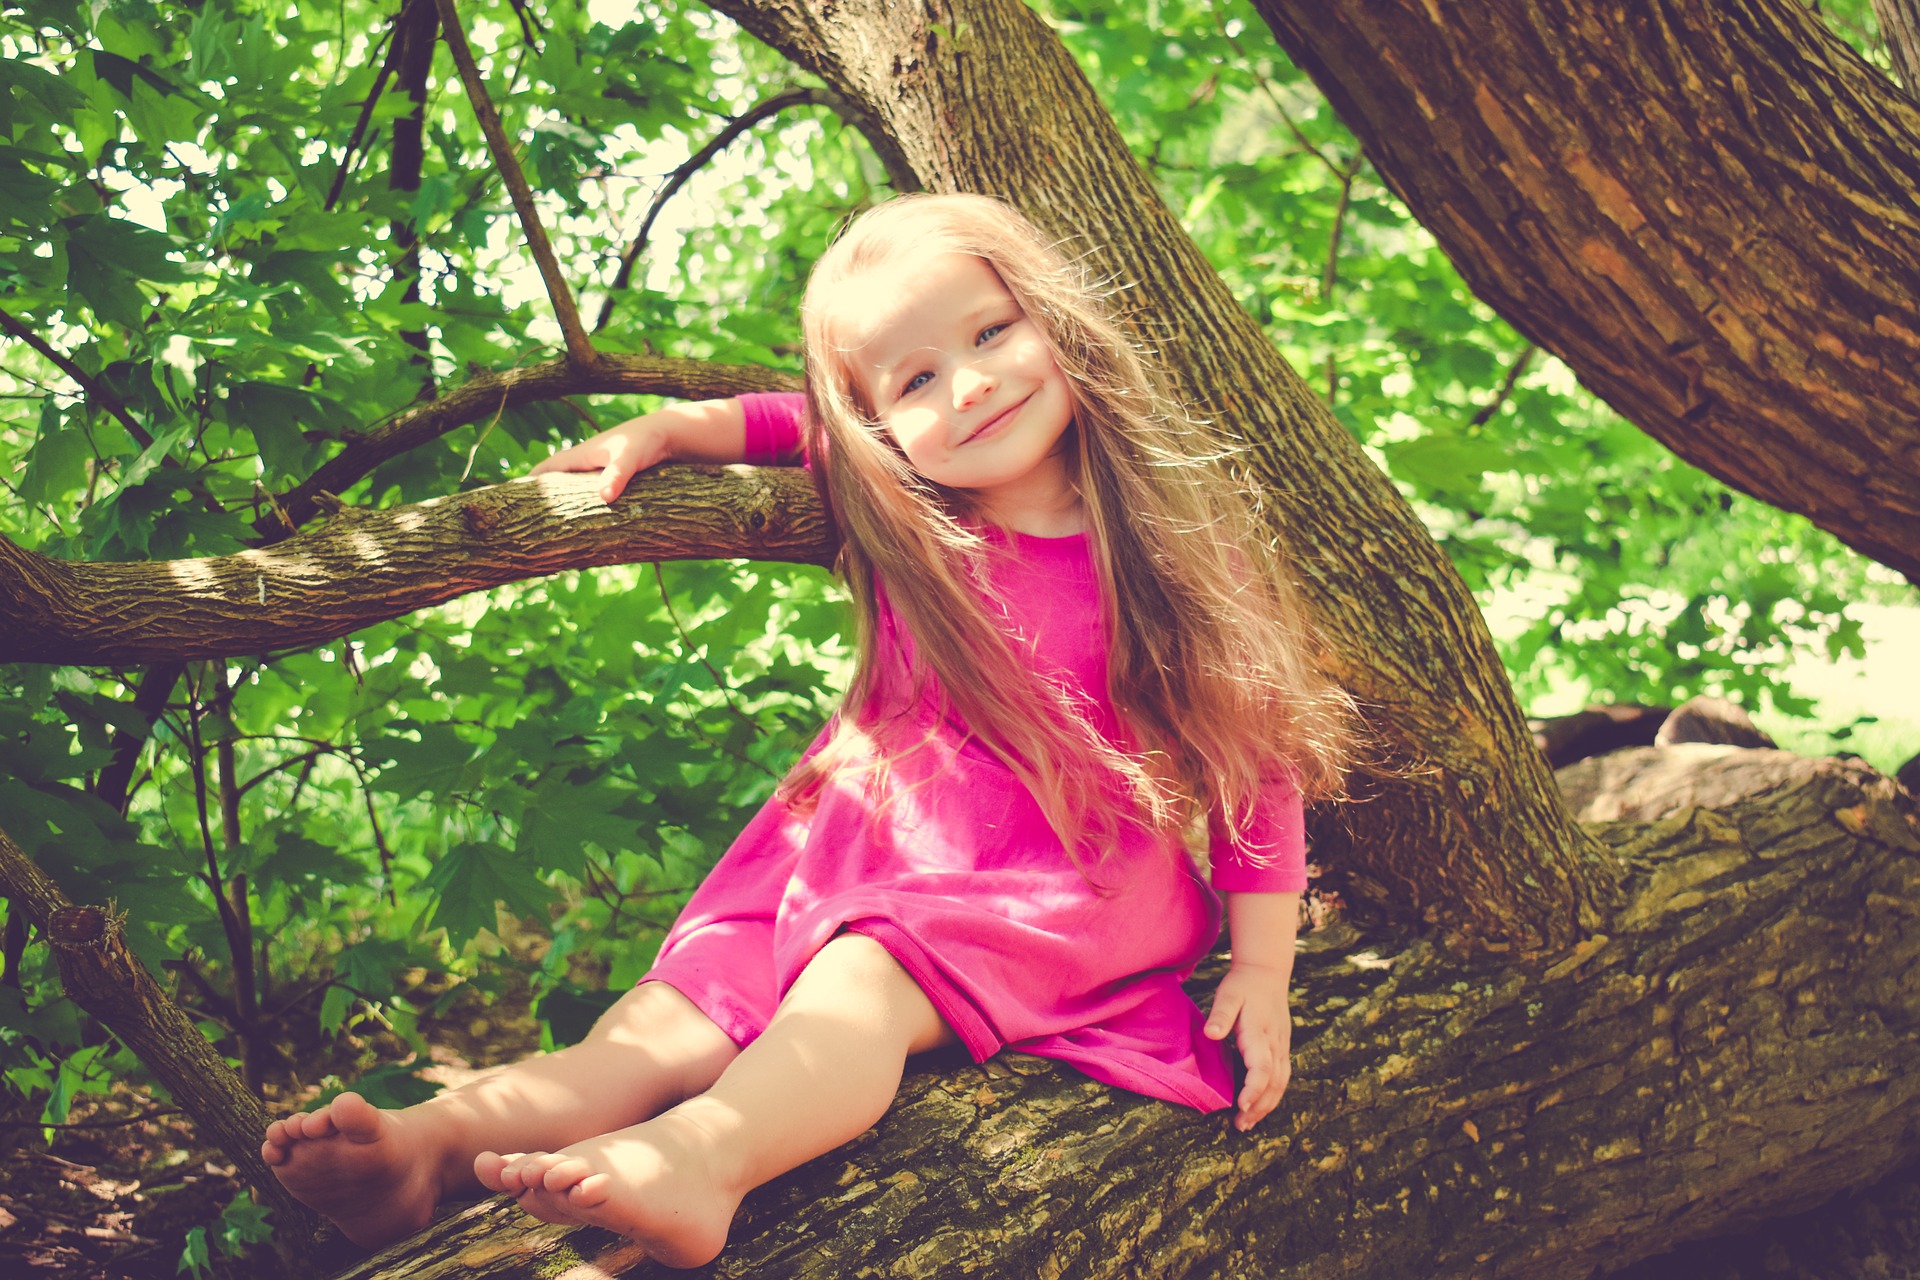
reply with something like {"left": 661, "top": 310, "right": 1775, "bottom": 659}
{"left": 330, "top": 1092, "right": 384, "bottom": 1142}
{"left": 497, "top": 1154, "right": 539, "bottom": 1193}
{"left": 513, "top": 1190, "right": 579, "bottom": 1227}
{"left": 565, "top": 1172, "right": 613, "bottom": 1208}
{"left": 291, "top": 1109, "right": 337, "bottom": 1141}
{"left": 538, "top": 1157, "right": 594, "bottom": 1194}
{"left": 473, "top": 1151, "right": 510, "bottom": 1192}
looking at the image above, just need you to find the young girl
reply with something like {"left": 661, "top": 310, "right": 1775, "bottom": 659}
{"left": 261, "top": 194, "right": 1350, "bottom": 1267}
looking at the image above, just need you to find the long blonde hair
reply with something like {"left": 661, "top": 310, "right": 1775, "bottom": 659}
{"left": 783, "top": 193, "right": 1351, "bottom": 862}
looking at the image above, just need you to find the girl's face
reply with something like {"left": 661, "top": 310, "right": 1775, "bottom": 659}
{"left": 832, "top": 252, "right": 1078, "bottom": 524}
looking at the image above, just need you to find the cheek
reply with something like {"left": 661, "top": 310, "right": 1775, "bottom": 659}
{"left": 885, "top": 409, "right": 945, "bottom": 462}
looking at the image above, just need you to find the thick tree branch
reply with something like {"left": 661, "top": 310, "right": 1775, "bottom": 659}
{"left": 431, "top": 0, "right": 595, "bottom": 367}
{"left": 335, "top": 753, "right": 1920, "bottom": 1279}
{"left": 2, "top": 466, "right": 833, "bottom": 665}
{"left": 1252, "top": 0, "right": 1920, "bottom": 584}
{"left": 254, "top": 354, "right": 797, "bottom": 539}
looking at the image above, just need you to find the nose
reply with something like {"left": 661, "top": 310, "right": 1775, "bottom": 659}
{"left": 952, "top": 362, "right": 995, "bottom": 410}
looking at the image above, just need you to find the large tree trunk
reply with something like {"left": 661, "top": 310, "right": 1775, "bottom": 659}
{"left": 322, "top": 753, "right": 1920, "bottom": 1279}
{"left": 1250, "top": 0, "right": 1920, "bottom": 585}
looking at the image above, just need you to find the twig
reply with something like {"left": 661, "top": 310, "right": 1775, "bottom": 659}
{"left": 594, "top": 87, "right": 827, "bottom": 332}
{"left": 322, "top": 6, "right": 404, "bottom": 212}
{"left": 652, "top": 562, "right": 748, "bottom": 722}
{"left": 0, "top": 304, "right": 154, "bottom": 449}
{"left": 431, "top": 0, "right": 595, "bottom": 367}
{"left": 1468, "top": 345, "right": 1537, "bottom": 428}
{"left": 1321, "top": 151, "right": 1365, "bottom": 403}
{"left": 0, "top": 1106, "right": 184, "bottom": 1131}
{"left": 650, "top": 564, "right": 780, "bottom": 779}
{"left": 1209, "top": 1, "right": 1340, "bottom": 178}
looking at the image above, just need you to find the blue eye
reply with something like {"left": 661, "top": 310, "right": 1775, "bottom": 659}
{"left": 977, "top": 322, "right": 1009, "bottom": 344}
{"left": 901, "top": 371, "right": 932, "bottom": 396}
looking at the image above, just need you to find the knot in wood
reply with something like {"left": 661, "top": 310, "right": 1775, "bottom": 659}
{"left": 461, "top": 500, "right": 500, "bottom": 538}
{"left": 48, "top": 904, "right": 111, "bottom": 945}
{"left": 748, "top": 509, "right": 768, "bottom": 532}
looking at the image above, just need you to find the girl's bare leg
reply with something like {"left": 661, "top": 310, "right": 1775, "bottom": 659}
{"left": 477, "top": 933, "right": 954, "bottom": 1269}
{"left": 261, "top": 981, "right": 739, "bottom": 1249}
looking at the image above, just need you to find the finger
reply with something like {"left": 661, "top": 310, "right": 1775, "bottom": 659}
{"left": 530, "top": 444, "right": 593, "bottom": 476}
{"left": 1244, "top": 1055, "right": 1293, "bottom": 1129}
{"left": 598, "top": 460, "right": 631, "bottom": 505}
{"left": 1203, "top": 993, "right": 1242, "bottom": 1041}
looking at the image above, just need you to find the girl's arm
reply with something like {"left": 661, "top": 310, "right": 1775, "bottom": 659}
{"left": 529, "top": 392, "right": 806, "bottom": 504}
{"left": 1203, "top": 890, "right": 1300, "bottom": 1131}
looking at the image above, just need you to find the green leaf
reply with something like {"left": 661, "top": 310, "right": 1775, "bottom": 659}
{"left": 177, "top": 1227, "right": 212, "bottom": 1280}
{"left": 420, "top": 841, "right": 548, "bottom": 948}
{"left": 215, "top": 1193, "right": 275, "bottom": 1256}
{"left": 533, "top": 982, "right": 621, "bottom": 1048}
{"left": 369, "top": 723, "right": 475, "bottom": 800}
{"left": 18, "top": 397, "right": 92, "bottom": 507}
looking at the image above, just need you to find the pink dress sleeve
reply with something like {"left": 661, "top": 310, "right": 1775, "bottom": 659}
{"left": 1207, "top": 768, "right": 1308, "bottom": 894}
{"left": 739, "top": 392, "right": 808, "bottom": 466}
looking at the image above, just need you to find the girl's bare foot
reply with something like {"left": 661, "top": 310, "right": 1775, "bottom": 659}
{"left": 261, "top": 1091, "right": 445, "bottom": 1249}
{"left": 475, "top": 1112, "right": 741, "bottom": 1270}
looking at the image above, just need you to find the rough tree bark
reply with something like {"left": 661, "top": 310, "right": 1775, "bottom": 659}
{"left": 1250, "top": 0, "right": 1920, "bottom": 585}
{"left": 327, "top": 752, "right": 1920, "bottom": 1279}
{"left": 0, "top": 467, "right": 830, "bottom": 664}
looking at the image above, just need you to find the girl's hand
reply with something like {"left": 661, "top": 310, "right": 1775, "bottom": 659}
{"left": 1203, "top": 958, "right": 1294, "bottom": 1131}
{"left": 529, "top": 415, "right": 673, "bottom": 506}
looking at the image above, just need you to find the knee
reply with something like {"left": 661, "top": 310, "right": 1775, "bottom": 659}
{"left": 584, "top": 982, "right": 735, "bottom": 1060}
{"left": 795, "top": 933, "right": 956, "bottom": 1054}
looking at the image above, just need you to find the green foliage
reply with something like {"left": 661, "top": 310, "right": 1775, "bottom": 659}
{"left": 178, "top": 1191, "right": 274, "bottom": 1278}
{"left": 0, "top": 0, "right": 851, "bottom": 1128}
{"left": 0, "top": 0, "right": 1910, "bottom": 1194}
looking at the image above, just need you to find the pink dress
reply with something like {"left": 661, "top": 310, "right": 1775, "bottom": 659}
{"left": 641, "top": 393, "right": 1305, "bottom": 1111}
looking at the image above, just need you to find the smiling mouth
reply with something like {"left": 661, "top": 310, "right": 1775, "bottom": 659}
{"left": 962, "top": 395, "right": 1029, "bottom": 445}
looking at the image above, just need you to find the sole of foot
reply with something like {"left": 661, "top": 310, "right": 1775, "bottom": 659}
{"left": 262, "top": 1091, "right": 442, "bottom": 1250}
{"left": 475, "top": 1117, "right": 738, "bottom": 1269}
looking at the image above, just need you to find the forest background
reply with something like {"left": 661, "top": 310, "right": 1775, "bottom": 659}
{"left": 0, "top": 0, "right": 1916, "bottom": 1273}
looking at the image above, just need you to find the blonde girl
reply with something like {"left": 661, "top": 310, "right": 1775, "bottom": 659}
{"left": 262, "top": 193, "right": 1351, "bottom": 1268}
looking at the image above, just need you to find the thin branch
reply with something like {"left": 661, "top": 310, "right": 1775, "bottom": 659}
{"left": 594, "top": 87, "right": 827, "bottom": 332}
{"left": 1468, "top": 345, "right": 1538, "bottom": 429}
{"left": 1210, "top": 2, "right": 1339, "bottom": 178}
{"left": 254, "top": 352, "right": 797, "bottom": 539}
{"left": 505, "top": 0, "right": 546, "bottom": 44}
{"left": 0, "top": 1106, "right": 184, "bottom": 1131}
{"left": 660, "top": 564, "right": 748, "bottom": 729}
{"left": 1321, "top": 151, "right": 1365, "bottom": 403}
{"left": 0, "top": 305, "right": 153, "bottom": 449}
{"left": 344, "top": 753, "right": 401, "bottom": 908}
{"left": 431, "top": 0, "right": 595, "bottom": 367}
{"left": 236, "top": 746, "right": 338, "bottom": 798}
{"left": 322, "top": 7, "right": 403, "bottom": 211}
